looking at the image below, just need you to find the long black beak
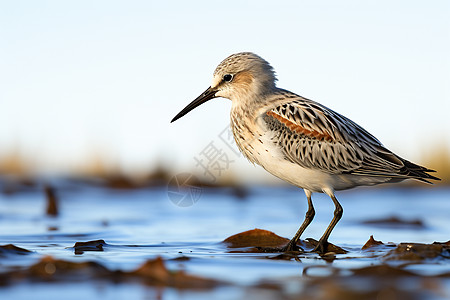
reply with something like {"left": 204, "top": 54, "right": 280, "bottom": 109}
{"left": 171, "top": 86, "right": 217, "bottom": 123}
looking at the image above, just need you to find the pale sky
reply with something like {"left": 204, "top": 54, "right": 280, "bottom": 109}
{"left": 1, "top": 1, "right": 449, "bottom": 179}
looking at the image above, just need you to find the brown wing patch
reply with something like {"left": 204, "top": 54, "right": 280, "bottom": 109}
{"left": 267, "top": 110, "right": 333, "bottom": 141}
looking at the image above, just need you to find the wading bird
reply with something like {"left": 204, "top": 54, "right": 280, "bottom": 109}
{"left": 171, "top": 52, "right": 439, "bottom": 253}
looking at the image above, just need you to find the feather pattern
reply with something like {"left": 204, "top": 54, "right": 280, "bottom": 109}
{"left": 261, "top": 90, "right": 438, "bottom": 183}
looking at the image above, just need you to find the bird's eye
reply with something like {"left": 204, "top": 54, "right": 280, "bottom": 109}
{"left": 223, "top": 74, "right": 233, "bottom": 82}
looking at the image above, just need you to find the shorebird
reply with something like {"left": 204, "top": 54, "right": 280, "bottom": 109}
{"left": 171, "top": 52, "right": 440, "bottom": 254}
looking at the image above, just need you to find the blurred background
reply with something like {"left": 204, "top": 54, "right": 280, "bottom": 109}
{"left": 1, "top": 0, "right": 449, "bottom": 184}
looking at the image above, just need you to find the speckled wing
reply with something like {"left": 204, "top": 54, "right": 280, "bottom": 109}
{"left": 262, "top": 92, "right": 438, "bottom": 182}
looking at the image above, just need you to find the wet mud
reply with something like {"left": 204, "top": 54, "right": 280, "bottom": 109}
{"left": 1, "top": 233, "right": 449, "bottom": 299}
{"left": 362, "top": 216, "right": 425, "bottom": 228}
{"left": 0, "top": 254, "right": 222, "bottom": 289}
{"left": 223, "top": 228, "right": 347, "bottom": 255}
{"left": 0, "top": 179, "right": 449, "bottom": 299}
{"left": 0, "top": 244, "right": 32, "bottom": 256}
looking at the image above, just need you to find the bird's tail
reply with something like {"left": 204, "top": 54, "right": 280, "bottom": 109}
{"left": 398, "top": 158, "right": 440, "bottom": 184}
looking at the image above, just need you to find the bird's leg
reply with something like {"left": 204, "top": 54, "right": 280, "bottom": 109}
{"left": 313, "top": 194, "right": 343, "bottom": 254}
{"left": 282, "top": 190, "right": 315, "bottom": 252}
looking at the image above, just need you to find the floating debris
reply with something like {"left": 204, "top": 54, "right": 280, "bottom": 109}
{"left": 73, "top": 240, "right": 107, "bottom": 255}
{"left": 362, "top": 235, "right": 384, "bottom": 250}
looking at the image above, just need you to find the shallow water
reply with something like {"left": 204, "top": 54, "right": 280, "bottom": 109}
{"left": 0, "top": 180, "right": 449, "bottom": 299}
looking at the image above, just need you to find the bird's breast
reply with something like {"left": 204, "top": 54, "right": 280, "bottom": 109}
{"left": 230, "top": 109, "right": 262, "bottom": 165}
{"left": 230, "top": 109, "right": 291, "bottom": 168}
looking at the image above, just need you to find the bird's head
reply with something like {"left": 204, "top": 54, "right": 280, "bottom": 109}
{"left": 171, "top": 52, "right": 277, "bottom": 123}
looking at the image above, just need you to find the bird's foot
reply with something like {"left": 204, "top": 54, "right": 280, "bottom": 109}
{"left": 281, "top": 241, "right": 303, "bottom": 253}
{"left": 312, "top": 240, "right": 329, "bottom": 254}
{"left": 305, "top": 238, "right": 348, "bottom": 255}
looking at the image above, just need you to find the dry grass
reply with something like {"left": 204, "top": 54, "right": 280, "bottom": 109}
{"left": 0, "top": 143, "right": 449, "bottom": 186}
{"left": 0, "top": 149, "right": 34, "bottom": 176}
{"left": 70, "top": 151, "right": 121, "bottom": 179}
